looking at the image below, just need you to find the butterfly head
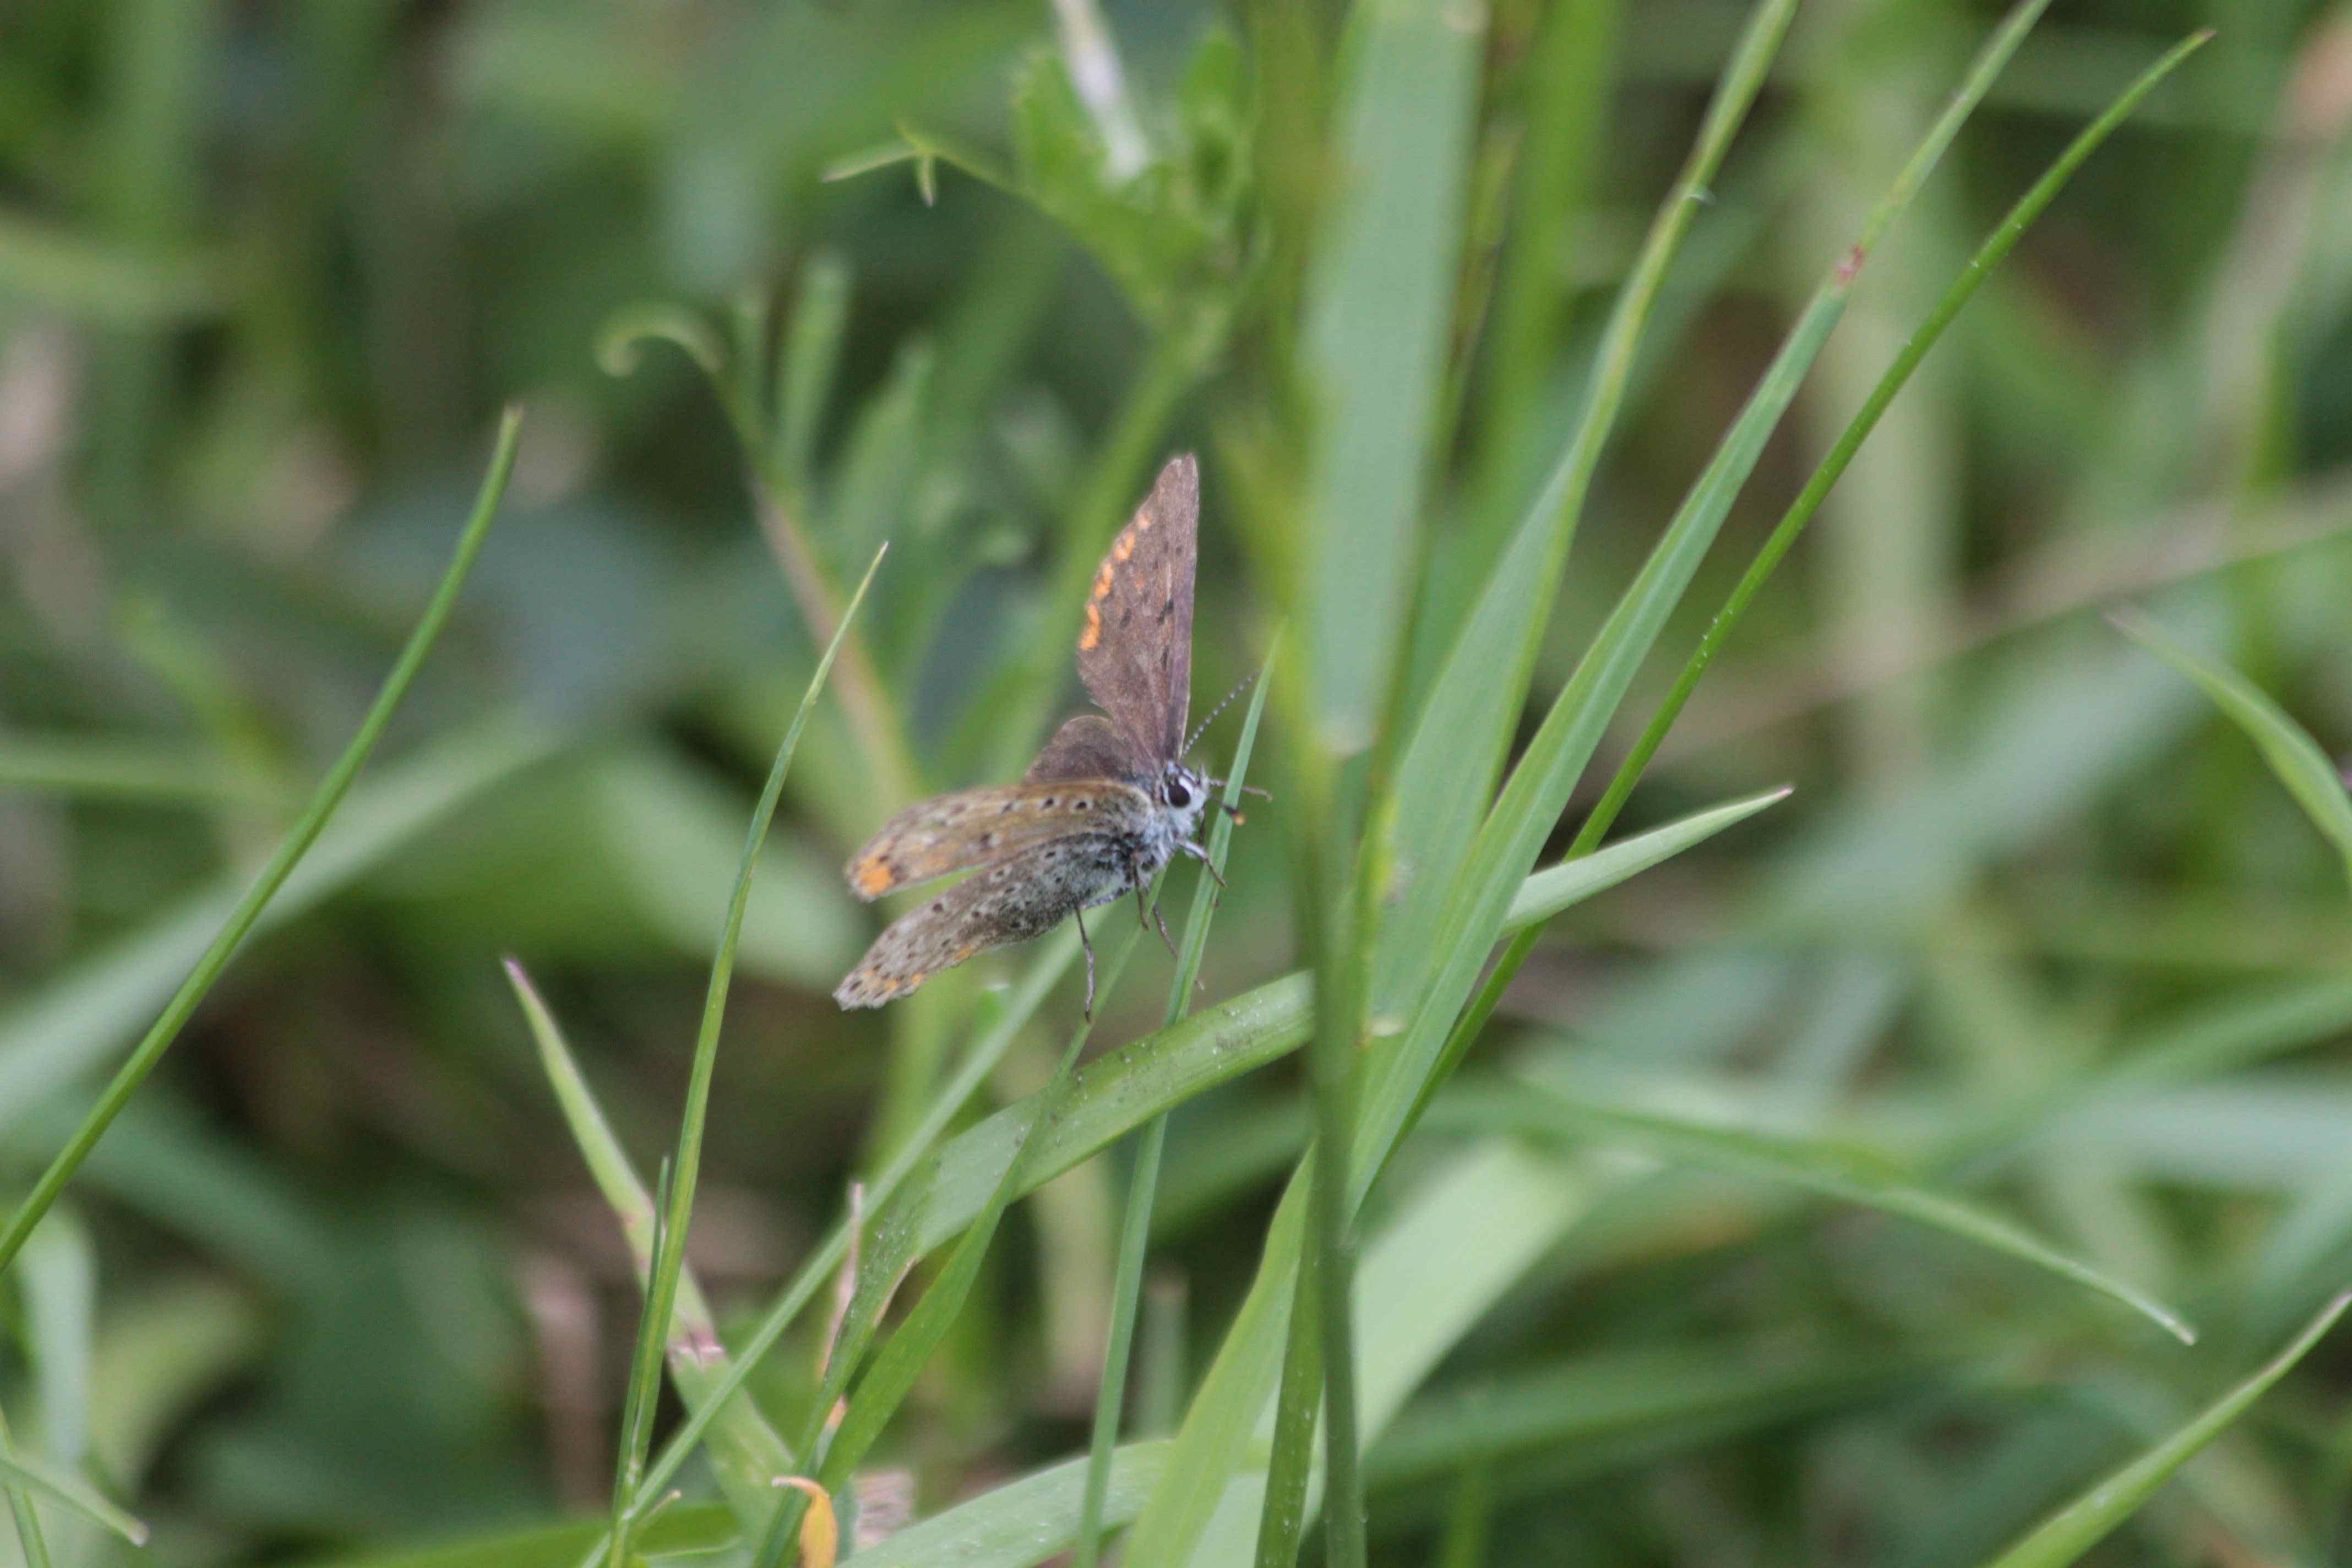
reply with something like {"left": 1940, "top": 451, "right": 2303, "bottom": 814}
{"left": 1156, "top": 761, "right": 1211, "bottom": 837}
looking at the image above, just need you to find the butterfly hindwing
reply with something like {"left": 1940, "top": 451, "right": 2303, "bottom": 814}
{"left": 834, "top": 835, "right": 1123, "bottom": 1008}
{"left": 1077, "top": 453, "right": 1196, "bottom": 769}
{"left": 843, "top": 778, "right": 1150, "bottom": 900}
{"left": 1025, "top": 715, "right": 1146, "bottom": 786}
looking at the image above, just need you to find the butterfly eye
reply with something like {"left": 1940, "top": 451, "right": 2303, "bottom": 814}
{"left": 1164, "top": 778, "right": 1191, "bottom": 809}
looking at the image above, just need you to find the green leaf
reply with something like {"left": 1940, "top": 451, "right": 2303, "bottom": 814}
{"left": 2110, "top": 606, "right": 2352, "bottom": 890}
{"left": 0, "top": 409, "right": 529, "bottom": 1275}
{"left": 1492, "top": 1080, "right": 2197, "bottom": 1344}
{"left": 1299, "top": 0, "right": 1483, "bottom": 750}
{"left": 1979, "top": 1292, "right": 2350, "bottom": 1568}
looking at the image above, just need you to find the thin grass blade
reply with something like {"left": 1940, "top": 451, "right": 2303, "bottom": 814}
{"left": 2110, "top": 605, "right": 2352, "bottom": 889}
{"left": 0, "top": 1406, "right": 51, "bottom": 1568}
{"left": 0, "top": 407, "right": 525, "bottom": 1275}
{"left": 1979, "top": 1292, "right": 2350, "bottom": 1568}
{"left": 1076, "top": 650, "right": 1273, "bottom": 1567}
{"left": 0, "top": 1446, "right": 145, "bottom": 1547}
{"left": 1495, "top": 1081, "right": 2196, "bottom": 1343}
{"left": 1371, "top": 0, "right": 1798, "bottom": 1033}
{"left": 1354, "top": 0, "right": 2068, "bottom": 1208}
{"left": 766, "top": 924, "right": 1144, "bottom": 1562}
{"left": 507, "top": 961, "right": 794, "bottom": 1528}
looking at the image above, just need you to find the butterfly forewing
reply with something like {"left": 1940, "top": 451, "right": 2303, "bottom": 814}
{"left": 843, "top": 778, "right": 1151, "bottom": 900}
{"left": 834, "top": 834, "right": 1125, "bottom": 1008}
{"left": 1078, "top": 453, "right": 1196, "bottom": 769}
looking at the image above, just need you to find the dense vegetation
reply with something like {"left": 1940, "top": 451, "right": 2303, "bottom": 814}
{"left": 6, "top": 2, "right": 2352, "bottom": 1565}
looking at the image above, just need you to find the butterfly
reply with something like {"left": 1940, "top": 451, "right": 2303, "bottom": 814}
{"left": 834, "top": 453, "right": 1244, "bottom": 1016}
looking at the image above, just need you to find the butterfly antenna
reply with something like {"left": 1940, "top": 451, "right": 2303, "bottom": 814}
{"left": 1185, "top": 669, "right": 1259, "bottom": 758}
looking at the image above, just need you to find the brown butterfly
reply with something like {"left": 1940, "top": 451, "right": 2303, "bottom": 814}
{"left": 834, "top": 453, "right": 1242, "bottom": 1016}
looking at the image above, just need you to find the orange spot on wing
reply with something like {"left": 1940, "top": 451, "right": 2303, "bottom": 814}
{"left": 1080, "top": 601, "right": 1102, "bottom": 651}
{"left": 1113, "top": 531, "right": 1136, "bottom": 562}
{"left": 853, "top": 859, "right": 895, "bottom": 897}
{"left": 1093, "top": 560, "right": 1116, "bottom": 598}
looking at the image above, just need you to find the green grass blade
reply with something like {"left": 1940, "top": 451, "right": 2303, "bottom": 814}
{"left": 1123, "top": 1170, "right": 1313, "bottom": 1568}
{"left": 1506, "top": 787, "right": 1790, "bottom": 927}
{"left": 505, "top": 961, "right": 794, "bottom": 1529}
{"left": 0, "top": 1443, "right": 146, "bottom": 1547}
{"left": 1076, "top": 651, "right": 1273, "bottom": 1567}
{"left": 771, "top": 924, "right": 1144, "bottom": 1560}
{"left": 2110, "top": 606, "right": 2352, "bottom": 890}
{"left": 614, "top": 541, "right": 883, "bottom": 1553}
{"left": 1300, "top": 0, "right": 1481, "bottom": 752}
{"left": 1252, "top": 1142, "right": 1599, "bottom": 1559}
{"left": 0, "top": 407, "right": 525, "bottom": 1276}
{"left": 0, "top": 1404, "right": 52, "bottom": 1568}
{"left": 1156, "top": 1142, "right": 1608, "bottom": 1566}
{"left": 1372, "top": 0, "right": 1798, "bottom": 1032}
{"left": 1575, "top": 30, "right": 2216, "bottom": 867}
{"left": 1404, "top": 29, "right": 2212, "bottom": 1170}
{"left": 1466, "top": 0, "right": 1618, "bottom": 526}
{"left": 1353, "top": 0, "right": 2062, "bottom": 1209}
{"left": 608, "top": 1157, "right": 674, "bottom": 1566}
{"left": 606, "top": 929, "right": 1084, "bottom": 1543}
{"left": 1496, "top": 1081, "right": 2196, "bottom": 1343}
{"left": 1979, "top": 1292, "right": 2350, "bottom": 1568}
{"left": 1250, "top": 1215, "right": 1324, "bottom": 1568}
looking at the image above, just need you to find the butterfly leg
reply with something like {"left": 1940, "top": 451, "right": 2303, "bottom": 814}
{"left": 1076, "top": 907, "right": 1096, "bottom": 1022}
{"left": 1151, "top": 900, "right": 1178, "bottom": 961}
{"left": 1175, "top": 837, "right": 1227, "bottom": 890}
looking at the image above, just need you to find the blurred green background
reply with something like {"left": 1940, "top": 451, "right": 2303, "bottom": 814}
{"left": 7, "top": 0, "right": 2352, "bottom": 1563}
